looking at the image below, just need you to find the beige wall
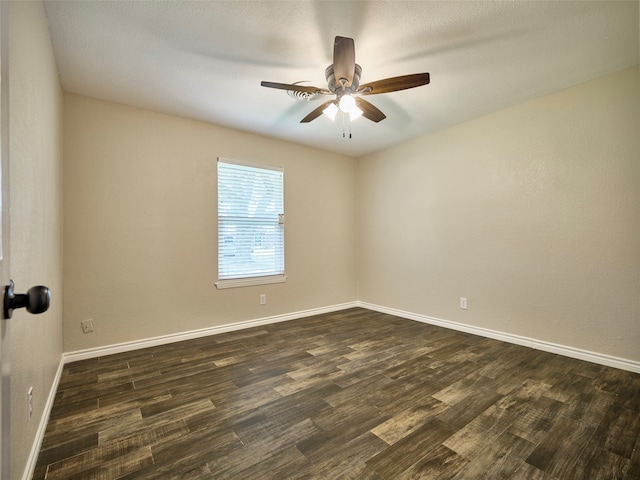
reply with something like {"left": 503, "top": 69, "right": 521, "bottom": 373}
{"left": 358, "top": 66, "right": 640, "bottom": 363}
{"left": 63, "top": 94, "right": 357, "bottom": 352}
{"left": 9, "top": 1, "right": 64, "bottom": 479}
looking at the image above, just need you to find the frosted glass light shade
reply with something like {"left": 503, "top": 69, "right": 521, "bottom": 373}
{"left": 349, "top": 108, "right": 363, "bottom": 121}
{"left": 323, "top": 103, "right": 339, "bottom": 121}
{"left": 338, "top": 95, "right": 363, "bottom": 121}
{"left": 339, "top": 95, "right": 356, "bottom": 112}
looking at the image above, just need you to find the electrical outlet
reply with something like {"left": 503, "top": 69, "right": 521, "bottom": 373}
{"left": 460, "top": 297, "right": 468, "bottom": 310}
{"left": 27, "top": 387, "right": 33, "bottom": 421}
{"left": 259, "top": 294, "right": 267, "bottom": 305}
{"left": 81, "top": 319, "right": 94, "bottom": 333}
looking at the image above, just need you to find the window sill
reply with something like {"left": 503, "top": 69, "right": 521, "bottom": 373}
{"left": 215, "top": 275, "right": 287, "bottom": 290}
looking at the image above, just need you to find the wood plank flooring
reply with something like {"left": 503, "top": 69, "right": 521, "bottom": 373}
{"left": 33, "top": 308, "right": 640, "bottom": 479}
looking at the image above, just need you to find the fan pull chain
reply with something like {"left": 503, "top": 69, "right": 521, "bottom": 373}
{"left": 341, "top": 113, "right": 353, "bottom": 139}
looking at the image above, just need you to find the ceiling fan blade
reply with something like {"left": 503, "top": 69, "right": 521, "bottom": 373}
{"left": 358, "top": 73, "right": 430, "bottom": 95}
{"left": 355, "top": 97, "right": 386, "bottom": 123}
{"left": 261, "top": 81, "right": 327, "bottom": 94}
{"left": 300, "top": 100, "right": 336, "bottom": 123}
{"left": 333, "top": 36, "right": 356, "bottom": 88}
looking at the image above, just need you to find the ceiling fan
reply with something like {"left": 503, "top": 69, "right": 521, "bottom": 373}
{"left": 261, "top": 36, "right": 430, "bottom": 124}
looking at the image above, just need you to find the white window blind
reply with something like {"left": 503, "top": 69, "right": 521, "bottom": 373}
{"left": 217, "top": 158, "right": 285, "bottom": 286}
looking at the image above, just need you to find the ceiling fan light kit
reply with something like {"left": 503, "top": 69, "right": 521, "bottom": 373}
{"left": 261, "top": 36, "right": 430, "bottom": 134}
{"left": 338, "top": 94, "right": 357, "bottom": 113}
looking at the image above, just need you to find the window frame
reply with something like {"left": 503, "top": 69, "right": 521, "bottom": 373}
{"left": 215, "top": 157, "right": 286, "bottom": 290}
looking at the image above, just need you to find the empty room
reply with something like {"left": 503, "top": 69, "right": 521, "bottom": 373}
{"left": 4, "top": 1, "right": 639, "bottom": 479}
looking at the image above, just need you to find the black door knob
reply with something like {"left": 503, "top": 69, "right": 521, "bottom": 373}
{"left": 3, "top": 280, "right": 51, "bottom": 319}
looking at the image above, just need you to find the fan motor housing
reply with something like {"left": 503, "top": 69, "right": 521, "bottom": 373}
{"left": 325, "top": 64, "right": 362, "bottom": 93}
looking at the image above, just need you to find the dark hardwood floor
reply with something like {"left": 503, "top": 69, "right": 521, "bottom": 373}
{"left": 33, "top": 308, "right": 640, "bottom": 479}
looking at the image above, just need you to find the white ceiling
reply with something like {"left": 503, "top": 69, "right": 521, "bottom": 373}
{"left": 43, "top": 1, "right": 639, "bottom": 157}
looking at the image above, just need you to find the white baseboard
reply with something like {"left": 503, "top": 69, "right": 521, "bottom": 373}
{"left": 357, "top": 301, "right": 640, "bottom": 374}
{"left": 22, "top": 357, "right": 65, "bottom": 480}
{"left": 64, "top": 300, "right": 640, "bottom": 373}
{"left": 64, "top": 302, "right": 358, "bottom": 363}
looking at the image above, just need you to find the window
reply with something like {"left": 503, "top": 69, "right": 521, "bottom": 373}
{"left": 215, "top": 158, "right": 285, "bottom": 289}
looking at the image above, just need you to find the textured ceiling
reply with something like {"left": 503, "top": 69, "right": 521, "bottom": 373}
{"left": 43, "top": 0, "right": 639, "bottom": 157}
